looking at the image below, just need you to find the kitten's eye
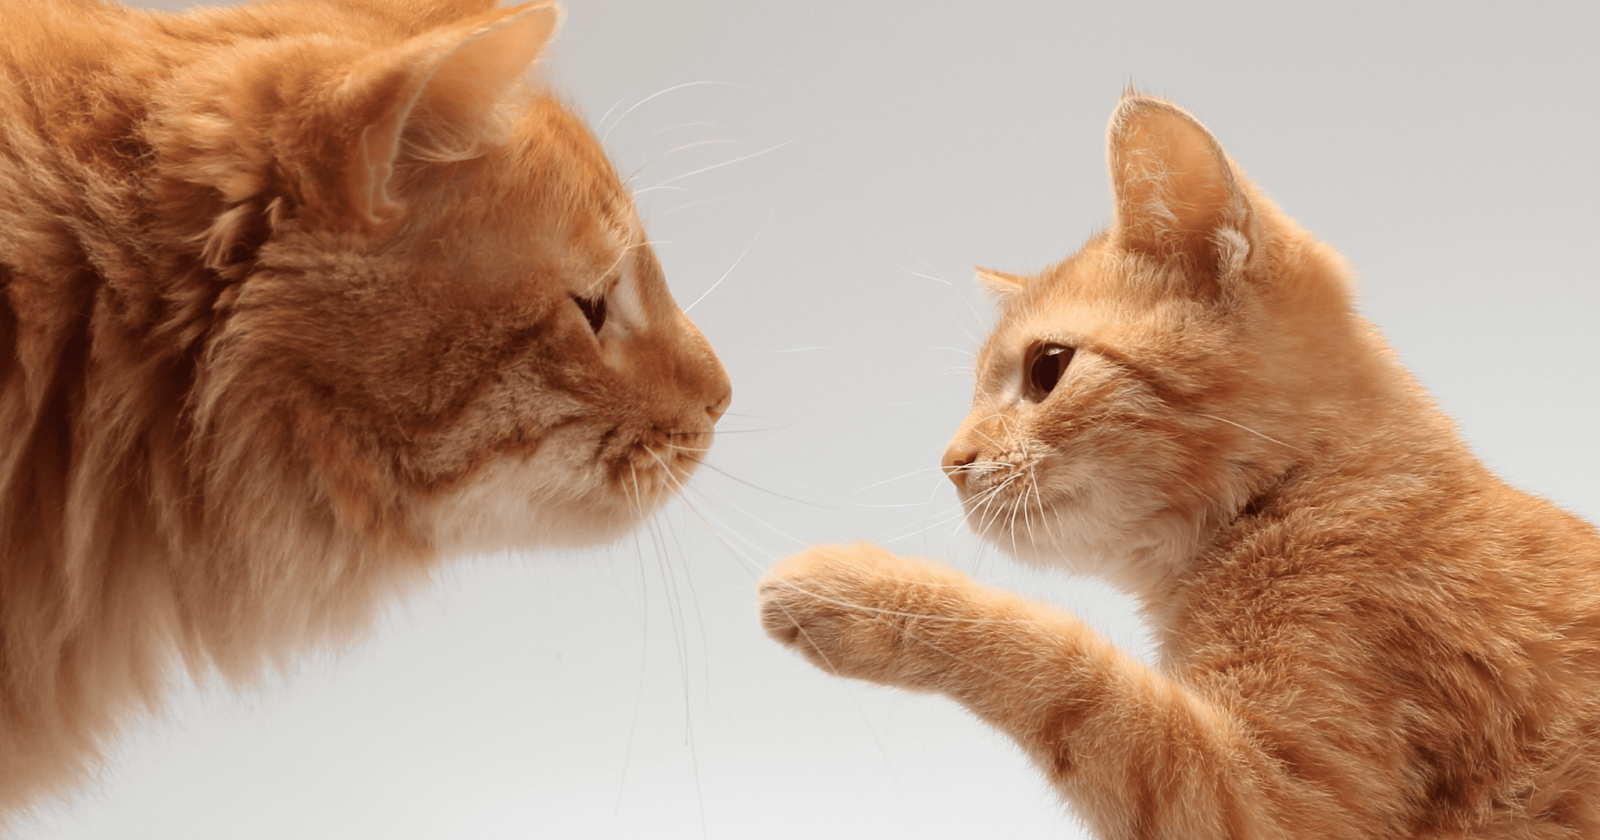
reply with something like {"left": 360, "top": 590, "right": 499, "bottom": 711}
{"left": 1024, "top": 342, "right": 1075, "bottom": 401}
{"left": 572, "top": 293, "right": 607, "bottom": 335}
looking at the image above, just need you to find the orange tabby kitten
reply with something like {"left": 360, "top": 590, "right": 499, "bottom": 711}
{"left": 0, "top": 0, "right": 729, "bottom": 819}
{"left": 761, "top": 94, "right": 1600, "bottom": 837}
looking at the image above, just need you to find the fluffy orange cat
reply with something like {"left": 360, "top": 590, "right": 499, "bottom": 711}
{"left": 761, "top": 94, "right": 1600, "bottom": 837}
{"left": 0, "top": 0, "right": 729, "bottom": 819}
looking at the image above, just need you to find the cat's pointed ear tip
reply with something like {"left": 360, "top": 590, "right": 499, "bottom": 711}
{"left": 975, "top": 266, "right": 1026, "bottom": 296}
{"left": 1110, "top": 91, "right": 1185, "bottom": 128}
{"left": 518, "top": 1, "right": 565, "bottom": 28}
{"left": 503, "top": 0, "right": 565, "bottom": 38}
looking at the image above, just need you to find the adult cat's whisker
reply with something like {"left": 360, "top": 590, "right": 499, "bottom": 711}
{"left": 646, "top": 134, "right": 806, "bottom": 192}
{"left": 659, "top": 193, "right": 746, "bottom": 217}
{"left": 599, "top": 79, "right": 752, "bottom": 143}
{"left": 896, "top": 264, "right": 953, "bottom": 288}
{"left": 719, "top": 410, "right": 794, "bottom": 422}
{"left": 646, "top": 121, "right": 726, "bottom": 138}
{"left": 641, "top": 449, "right": 798, "bottom": 568}
{"left": 629, "top": 184, "right": 693, "bottom": 199}
{"left": 594, "top": 92, "right": 633, "bottom": 141}
{"left": 692, "top": 460, "right": 837, "bottom": 509}
{"left": 682, "top": 477, "right": 809, "bottom": 550}
{"left": 578, "top": 237, "right": 656, "bottom": 299}
{"left": 671, "top": 426, "right": 783, "bottom": 436}
{"left": 636, "top": 510, "right": 713, "bottom": 834}
{"left": 684, "top": 200, "right": 778, "bottom": 314}
{"left": 675, "top": 496, "right": 781, "bottom": 576}
{"left": 626, "top": 138, "right": 738, "bottom": 185}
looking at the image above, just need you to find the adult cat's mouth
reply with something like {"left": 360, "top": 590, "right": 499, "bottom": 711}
{"left": 609, "top": 424, "right": 715, "bottom": 509}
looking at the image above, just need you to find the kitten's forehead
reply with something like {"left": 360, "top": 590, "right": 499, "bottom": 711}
{"left": 974, "top": 241, "right": 1218, "bottom": 391}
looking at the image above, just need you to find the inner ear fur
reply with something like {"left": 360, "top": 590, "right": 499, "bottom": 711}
{"left": 1107, "top": 94, "right": 1252, "bottom": 279}
{"left": 157, "top": 2, "right": 563, "bottom": 276}
{"left": 338, "top": 1, "right": 562, "bottom": 224}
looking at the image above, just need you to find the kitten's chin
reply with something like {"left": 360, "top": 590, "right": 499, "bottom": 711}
{"left": 962, "top": 486, "right": 1199, "bottom": 598}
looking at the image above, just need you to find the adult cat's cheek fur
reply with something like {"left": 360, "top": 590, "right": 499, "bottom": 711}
{"left": 427, "top": 428, "right": 619, "bottom": 555}
{"left": 0, "top": 0, "right": 734, "bottom": 816}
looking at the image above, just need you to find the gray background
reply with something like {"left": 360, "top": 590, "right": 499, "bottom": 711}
{"left": 23, "top": 1, "right": 1599, "bottom": 838}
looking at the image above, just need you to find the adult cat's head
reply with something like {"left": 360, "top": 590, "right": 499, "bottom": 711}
{"left": 144, "top": 0, "right": 731, "bottom": 557}
{"left": 941, "top": 94, "right": 1415, "bottom": 593}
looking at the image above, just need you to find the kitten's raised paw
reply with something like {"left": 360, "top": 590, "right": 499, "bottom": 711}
{"left": 758, "top": 544, "right": 970, "bottom": 687}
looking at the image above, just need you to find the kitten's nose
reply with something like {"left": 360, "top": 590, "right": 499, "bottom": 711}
{"left": 941, "top": 442, "right": 978, "bottom": 491}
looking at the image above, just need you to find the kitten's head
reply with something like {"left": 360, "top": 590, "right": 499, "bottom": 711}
{"left": 942, "top": 94, "right": 1391, "bottom": 592}
{"left": 151, "top": 1, "right": 730, "bottom": 557}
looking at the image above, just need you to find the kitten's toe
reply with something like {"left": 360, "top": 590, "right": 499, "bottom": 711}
{"left": 757, "top": 579, "right": 809, "bottom": 647}
{"left": 757, "top": 545, "right": 912, "bottom": 682}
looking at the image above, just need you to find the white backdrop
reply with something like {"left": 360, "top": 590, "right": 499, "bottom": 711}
{"left": 22, "top": 1, "right": 1600, "bottom": 838}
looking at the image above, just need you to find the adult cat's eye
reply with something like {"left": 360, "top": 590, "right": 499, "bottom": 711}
{"left": 1024, "top": 342, "right": 1075, "bottom": 401}
{"left": 572, "top": 293, "right": 607, "bottom": 334}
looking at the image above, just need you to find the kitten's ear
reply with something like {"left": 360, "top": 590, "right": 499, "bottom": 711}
{"left": 975, "top": 266, "right": 1027, "bottom": 298}
{"left": 330, "top": 1, "right": 561, "bottom": 224}
{"left": 1107, "top": 94, "right": 1252, "bottom": 281}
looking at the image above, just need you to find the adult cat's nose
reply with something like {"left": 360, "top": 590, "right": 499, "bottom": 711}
{"left": 707, "top": 388, "right": 732, "bottom": 423}
{"left": 942, "top": 442, "right": 978, "bottom": 491}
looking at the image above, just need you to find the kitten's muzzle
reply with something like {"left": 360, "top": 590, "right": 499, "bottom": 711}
{"left": 942, "top": 442, "right": 979, "bottom": 492}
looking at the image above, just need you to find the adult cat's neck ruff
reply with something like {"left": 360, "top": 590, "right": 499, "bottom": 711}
{"left": 0, "top": 0, "right": 729, "bottom": 819}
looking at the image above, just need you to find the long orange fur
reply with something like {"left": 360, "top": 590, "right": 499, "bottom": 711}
{"left": 761, "top": 94, "right": 1600, "bottom": 837}
{"left": 0, "top": 0, "right": 730, "bottom": 819}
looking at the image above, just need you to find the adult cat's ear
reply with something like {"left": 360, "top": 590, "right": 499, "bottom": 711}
{"left": 1107, "top": 94, "right": 1252, "bottom": 283}
{"left": 331, "top": 2, "right": 562, "bottom": 225}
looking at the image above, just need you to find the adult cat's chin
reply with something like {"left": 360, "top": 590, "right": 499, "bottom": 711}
{"left": 427, "top": 458, "right": 676, "bottom": 558}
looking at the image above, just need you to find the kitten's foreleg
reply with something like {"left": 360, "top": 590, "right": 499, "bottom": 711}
{"left": 759, "top": 544, "right": 1338, "bottom": 840}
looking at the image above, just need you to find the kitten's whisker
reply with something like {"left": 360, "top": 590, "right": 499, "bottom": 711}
{"left": 1194, "top": 413, "right": 1309, "bottom": 455}
{"left": 855, "top": 467, "right": 947, "bottom": 494}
